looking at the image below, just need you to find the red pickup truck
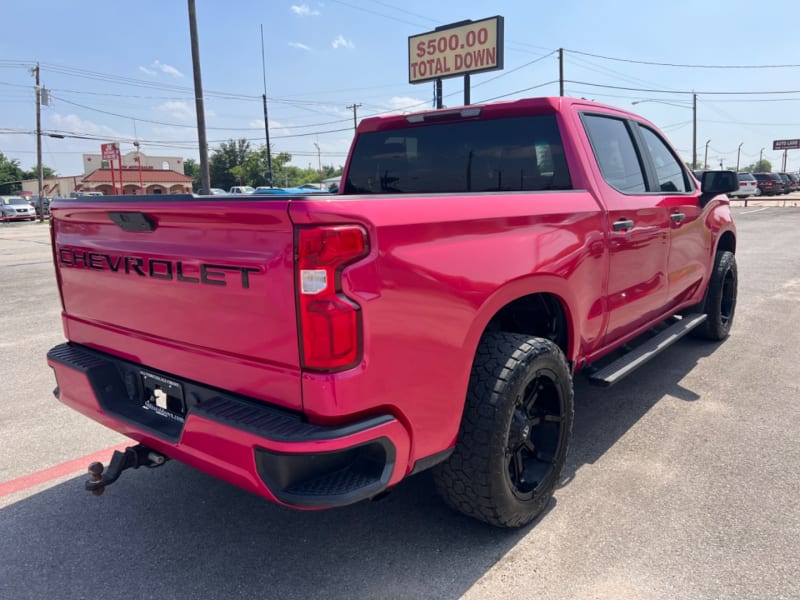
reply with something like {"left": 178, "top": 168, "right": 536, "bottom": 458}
{"left": 47, "top": 97, "right": 738, "bottom": 527}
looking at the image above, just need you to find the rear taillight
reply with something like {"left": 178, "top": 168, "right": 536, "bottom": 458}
{"left": 296, "top": 225, "right": 369, "bottom": 371}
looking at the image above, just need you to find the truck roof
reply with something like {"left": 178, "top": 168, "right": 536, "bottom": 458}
{"left": 356, "top": 96, "right": 641, "bottom": 134}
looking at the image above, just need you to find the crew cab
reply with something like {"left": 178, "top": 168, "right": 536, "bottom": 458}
{"left": 46, "top": 97, "right": 738, "bottom": 527}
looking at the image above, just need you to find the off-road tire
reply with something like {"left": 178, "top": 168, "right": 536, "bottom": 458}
{"left": 692, "top": 250, "right": 737, "bottom": 341}
{"left": 433, "top": 333, "right": 574, "bottom": 528}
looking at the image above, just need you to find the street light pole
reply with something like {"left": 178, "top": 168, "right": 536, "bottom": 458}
{"left": 736, "top": 142, "right": 743, "bottom": 173}
{"left": 704, "top": 139, "right": 711, "bottom": 170}
{"left": 759, "top": 147, "right": 764, "bottom": 168}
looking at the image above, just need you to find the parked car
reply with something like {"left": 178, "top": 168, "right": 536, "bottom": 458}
{"left": 776, "top": 173, "right": 792, "bottom": 194}
{"left": 253, "top": 186, "right": 287, "bottom": 194}
{"left": 730, "top": 173, "right": 758, "bottom": 198}
{"left": 0, "top": 195, "right": 37, "bottom": 221}
{"left": 752, "top": 173, "right": 784, "bottom": 196}
{"left": 209, "top": 188, "right": 226, "bottom": 195}
{"left": 228, "top": 186, "right": 255, "bottom": 194}
{"left": 29, "top": 195, "right": 51, "bottom": 217}
{"left": 253, "top": 186, "right": 331, "bottom": 195}
{"left": 787, "top": 173, "right": 800, "bottom": 192}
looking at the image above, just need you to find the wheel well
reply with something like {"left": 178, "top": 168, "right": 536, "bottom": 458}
{"left": 484, "top": 293, "right": 569, "bottom": 356}
{"left": 717, "top": 230, "right": 736, "bottom": 254}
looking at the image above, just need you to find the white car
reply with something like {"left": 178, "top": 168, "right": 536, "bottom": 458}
{"left": 730, "top": 173, "right": 759, "bottom": 198}
{"left": 228, "top": 186, "right": 255, "bottom": 194}
{"left": 0, "top": 196, "right": 36, "bottom": 221}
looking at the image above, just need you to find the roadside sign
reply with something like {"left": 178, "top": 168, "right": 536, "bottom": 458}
{"left": 408, "top": 16, "right": 504, "bottom": 84}
{"left": 101, "top": 143, "right": 121, "bottom": 161}
{"left": 772, "top": 139, "right": 800, "bottom": 150}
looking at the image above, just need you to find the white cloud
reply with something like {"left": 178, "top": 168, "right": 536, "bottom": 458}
{"left": 139, "top": 60, "right": 184, "bottom": 78}
{"left": 388, "top": 96, "right": 427, "bottom": 112}
{"left": 289, "top": 42, "right": 312, "bottom": 51}
{"left": 291, "top": 4, "right": 320, "bottom": 16}
{"left": 332, "top": 35, "right": 354, "bottom": 50}
{"left": 51, "top": 113, "right": 129, "bottom": 140}
{"left": 157, "top": 101, "right": 194, "bottom": 120}
{"left": 153, "top": 60, "right": 183, "bottom": 77}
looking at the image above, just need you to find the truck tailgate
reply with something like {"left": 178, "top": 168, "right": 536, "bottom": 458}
{"left": 51, "top": 197, "right": 302, "bottom": 408}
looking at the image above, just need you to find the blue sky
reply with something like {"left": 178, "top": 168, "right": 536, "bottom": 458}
{"left": 2, "top": 0, "right": 800, "bottom": 178}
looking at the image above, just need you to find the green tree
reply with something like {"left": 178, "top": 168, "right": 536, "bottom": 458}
{"left": 210, "top": 139, "right": 252, "bottom": 190}
{"left": 741, "top": 160, "right": 771, "bottom": 173}
{"left": 183, "top": 158, "right": 201, "bottom": 191}
{"left": 0, "top": 152, "right": 24, "bottom": 193}
{"left": 21, "top": 165, "right": 58, "bottom": 180}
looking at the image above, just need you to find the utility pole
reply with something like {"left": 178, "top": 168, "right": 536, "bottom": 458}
{"left": 736, "top": 142, "right": 743, "bottom": 173}
{"left": 346, "top": 103, "right": 361, "bottom": 133}
{"left": 558, "top": 48, "right": 564, "bottom": 97}
{"left": 692, "top": 93, "right": 697, "bottom": 169}
{"left": 188, "top": 0, "right": 211, "bottom": 194}
{"left": 760, "top": 147, "right": 764, "bottom": 168}
{"left": 313, "top": 142, "right": 322, "bottom": 185}
{"left": 32, "top": 63, "right": 44, "bottom": 222}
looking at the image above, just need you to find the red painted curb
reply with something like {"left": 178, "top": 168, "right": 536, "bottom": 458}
{"left": 0, "top": 443, "right": 129, "bottom": 499}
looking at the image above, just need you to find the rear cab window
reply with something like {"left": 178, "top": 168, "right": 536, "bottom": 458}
{"left": 344, "top": 115, "right": 572, "bottom": 194}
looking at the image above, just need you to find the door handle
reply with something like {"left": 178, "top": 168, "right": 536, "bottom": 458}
{"left": 613, "top": 219, "right": 634, "bottom": 232}
{"left": 671, "top": 212, "right": 686, "bottom": 223}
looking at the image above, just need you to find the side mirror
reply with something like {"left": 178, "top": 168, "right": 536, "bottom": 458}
{"left": 700, "top": 170, "right": 738, "bottom": 204}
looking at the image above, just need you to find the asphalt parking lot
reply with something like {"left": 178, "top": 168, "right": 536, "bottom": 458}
{"left": 1, "top": 205, "right": 799, "bottom": 599}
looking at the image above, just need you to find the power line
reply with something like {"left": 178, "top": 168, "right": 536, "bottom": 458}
{"left": 565, "top": 80, "right": 800, "bottom": 95}
{"left": 565, "top": 48, "right": 800, "bottom": 69}
{"left": 477, "top": 80, "right": 560, "bottom": 103}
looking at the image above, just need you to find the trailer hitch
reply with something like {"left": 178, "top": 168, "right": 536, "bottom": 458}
{"left": 86, "top": 444, "right": 168, "bottom": 496}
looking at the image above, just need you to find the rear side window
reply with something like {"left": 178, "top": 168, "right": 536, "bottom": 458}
{"left": 582, "top": 114, "right": 646, "bottom": 194}
{"left": 637, "top": 125, "right": 691, "bottom": 193}
{"left": 344, "top": 115, "right": 572, "bottom": 194}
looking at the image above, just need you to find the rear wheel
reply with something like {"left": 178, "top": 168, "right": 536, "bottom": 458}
{"left": 433, "top": 333, "right": 573, "bottom": 528}
{"left": 693, "top": 250, "right": 737, "bottom": 340}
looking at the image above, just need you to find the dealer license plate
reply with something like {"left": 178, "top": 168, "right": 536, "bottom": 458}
{"left": 140, "top": 370, "right": 186, "bottom": 423}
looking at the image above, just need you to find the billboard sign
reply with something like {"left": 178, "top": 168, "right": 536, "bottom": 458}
{"left": 773, "top": 139, "right": 800, "bottom": 150}
{"left": 408, "top": 16, "right": 504, "bottom": 84}
{"left": 101, "top": 143, "right": 121, "bottom": 161}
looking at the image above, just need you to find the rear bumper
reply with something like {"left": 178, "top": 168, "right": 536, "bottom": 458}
{"left": 47, "top": 343, "right": 410, "bottom": 508}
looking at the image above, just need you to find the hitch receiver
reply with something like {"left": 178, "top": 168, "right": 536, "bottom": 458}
{"left": 86, "top": 444, "right": 168, "bottom": 496}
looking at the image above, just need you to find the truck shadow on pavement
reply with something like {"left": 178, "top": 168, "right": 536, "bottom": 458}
{"left": 564, "top": 337, "right": 721, "bottom": 486}
{"left": 0, "top": 338, "right": 722, "bottom": 600}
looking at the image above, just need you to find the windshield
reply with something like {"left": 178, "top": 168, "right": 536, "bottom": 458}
{"left": 4, "top": 197, "right": 29, "bottom": 206}
{"left": 345, "top": 115, "right": 572, "bottom": 194}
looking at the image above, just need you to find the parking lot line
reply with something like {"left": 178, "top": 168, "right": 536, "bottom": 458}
{"left": 0, "top": 443, "right": 128, "bottom": 499}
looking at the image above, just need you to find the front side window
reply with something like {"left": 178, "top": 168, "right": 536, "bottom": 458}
{"left": 638, "top": 125, "right": 691, "bottom": 193}
{"left": 582, "top": 114, "right": 646, "bottom": 194}
{"left": 344, "top": 115, "right": 572, "bottom": 194}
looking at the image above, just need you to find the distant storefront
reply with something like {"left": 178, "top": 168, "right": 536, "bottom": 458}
{"left": 21, "top": 151, "right": 194, "bottom": 196}
{"left": 81, "top": 168, "right": 193, "bottom": 195}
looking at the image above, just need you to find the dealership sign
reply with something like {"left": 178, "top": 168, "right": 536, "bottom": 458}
{"left": 101, "top": 142, "right": 121, "bottom": 161}
{"left": 773, "top": 139, "right": 800, "bottom": 150}
{"left": 408, "top": 16, "right": 504, "bottom": 84}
